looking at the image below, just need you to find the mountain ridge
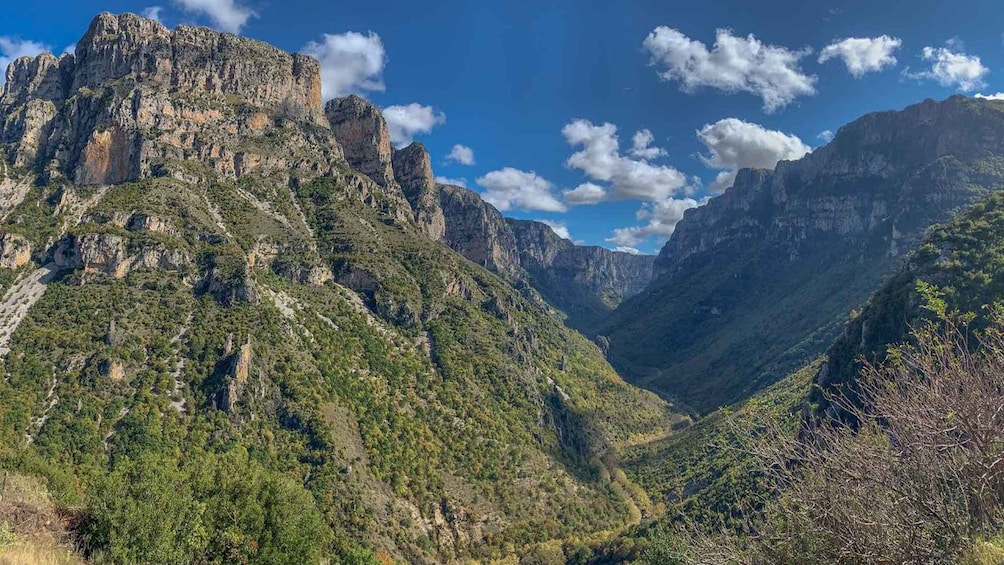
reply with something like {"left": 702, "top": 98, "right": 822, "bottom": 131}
{"left": 604, "top": 94, "right": 1004, "bottom": 413}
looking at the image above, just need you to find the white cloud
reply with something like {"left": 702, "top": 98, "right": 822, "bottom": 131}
{"left": 613, "top": 246, "right": 643, "bottom": 255}
{"left": 445, "top": 144, "right": 475, "bottom": 165}
{"left": 818, "top": 35, "right": 901, "bottom": 77}
{"left": 382, "top": 103, "right": 446, "bottom": 147}
{"left": 697, "top": 117, "right": 811, "bottom": 192}
{"left": 562, "top": 119, "right": 689, "bottom": 204}
{"left": 0, "top": 37, "right": 50, "bottom": 86}
{"left": 435, "top": 176, "right": 468, "bottom": 187}
{"left": 539, "top": 220, "right": 572, "bottom": 241}
{"left": 477, "top": 167, "right": 566, "bottom": 212}
{"left": 975, "top": 92, "right": 1004, "bottom": 100}
{"left": 142, "top": 6, "right": 165, "bottom": 24}
{"left": 172, "top": 0, "right": 256, "bottom": 34}
{"left": 817, "top": 129, "right": 835, "bottom": 143}
{"left": 606, "top": 197, "right": 703, "bottom": 246}
{"left": 904, "top": 42, "right": 988, "bottom": 91}
{"left": 643, "top": 26, "right": 816, "bottom": 112}
{"left": 302, "top": 31, "right": 386, "bottom": 100}
{"left": 630, "top": 129, "right": 667, "bottom": 159}
{"left": 563, "top": 182, "right": 607, "bottom": 205}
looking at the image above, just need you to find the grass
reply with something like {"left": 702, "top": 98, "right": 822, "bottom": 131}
{"left": 0, "top": 537, "right": 84, "bottom": 565}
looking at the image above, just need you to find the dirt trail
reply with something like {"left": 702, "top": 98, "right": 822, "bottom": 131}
{"left": 0, "top": 264, "right": 58, "bottom": 358}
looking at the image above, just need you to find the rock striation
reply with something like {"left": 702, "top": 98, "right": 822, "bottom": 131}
{"left": 507, "top": 218, "right": 654, "bottom": 331}
{"left": 606, "top": 95, "right": 1004, "bottom": 412}
{"left": 1, "top": 12, "right": 337, "bottom": 185}
{"left": 392, "top": 142, "right": 446, "bottom": 240}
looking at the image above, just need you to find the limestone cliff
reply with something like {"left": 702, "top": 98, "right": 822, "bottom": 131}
{"left": 605, "top": 95, "right": 1004, "bottom": 413}
{"left": 1, "top": 12, "right": 337, "bottom": 185}
{"left": 392, "top": 142, "right": 446, "bottom": 240}
{"left": 507, "top": 218, "right": 653, "bottom": 331}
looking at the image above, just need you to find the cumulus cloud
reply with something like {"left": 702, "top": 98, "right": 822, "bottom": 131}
{"left": 904, "top": 42, "right": 988, "bottom": 91}
{"left": 697, "top": 118, "right": 811, "bottom": 192}
{"left": 630, "top": 129, "right": 667, "bottom": 159}
{"left": 142, "top": 6, "right": 165, "bottom": 23}
{"left": 445, "top": 144, "right": 475, "bottom": 165}
{"left": 643, "top": 27, "right": 816, "bottom": 112}
{"left": 302, "top": 31, "right": 386, "bottom": 100}
{"left": 172, "top": 0, "right": 256, "bottom": 34}
{"left": 0, "top": 37, "right": 50, "bottom": 86}
{"left": 817, "top": 129, "right": 835, "bottom": 143}
{"left": 477, "top": 168, "right": 566, "bottom": 212}
{"left": 539, "top": 220, "right": 572, "bottom": 241}
{"left": 382, "top": 103, "right": 446, "bottom": 147}
{"left": 562, "top": 119, "right": 689, "bottom": 204}
{"left": 435, "top": 176, "right": 468, "bottom": 187}
{"left": 606, "top": 197, "right": 703, "bottom": 247}
{"left": 563, "top": 182, "right": 607, "bottom": 205}
{"left": 818, "top": 35, "right": 901, "bottom": 77}
{"left": 975, "top": 92, "right": 1004, "bottom": 100}
{"left": 613, "top": 246, "right": 643, "bottom": 255}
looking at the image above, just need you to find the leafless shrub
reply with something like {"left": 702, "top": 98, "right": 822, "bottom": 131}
{"left": 665, "top": 313, "right": 1004, "bottom": 565}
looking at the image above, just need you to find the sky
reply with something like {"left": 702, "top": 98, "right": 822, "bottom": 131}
{"left": 3, "top": 0, "right": 1004, "bottom": 254}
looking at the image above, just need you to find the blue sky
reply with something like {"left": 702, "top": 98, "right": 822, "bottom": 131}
{"left": 3, "top": 0, "right": 1004, "bottom": 253}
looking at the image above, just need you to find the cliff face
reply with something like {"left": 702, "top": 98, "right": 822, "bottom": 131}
{"left": 1, "top": 12, "right": 337, "bottom": 185}
{"left": 438, "top": 183, "right": 520, "bottom": 276}
{"left": 605, "top": 95, "right": 1004, "bottom": 413}
{"left": 507, "top": 218, "right": 654, "bottom": 331}
{"left": 392, "top": 142, "right": 446, "bottom": 240}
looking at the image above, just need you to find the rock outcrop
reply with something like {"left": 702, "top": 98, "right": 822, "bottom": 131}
{"left": 53, "top": 231, "right": 189, "bottom": 277}
{"left": 438, "top": 184, "right": 520, "bottom": 277}
{"left": 392, "top": 142, "right": 446, "bottom": 240}
{"left": 1, "top": 12, "right": 338, "bottom": 185}
{"left": 508, "top": 219, "right": 653, "bottom": 330}
{"left": 325, "top": 95, "right": 396, "bottom": 189}
{"left": 0, "top": 233, "right": 31, "bottom": 269}
{"left": 605, "top": 95, "right": 1004, "bottom": 412}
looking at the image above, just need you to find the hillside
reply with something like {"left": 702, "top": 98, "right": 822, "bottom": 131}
{"left": 602, "top": 95, "right": 1004, "bottom": 413}
{"left": 0, "top": 13, "right": 686, "bottom": 563}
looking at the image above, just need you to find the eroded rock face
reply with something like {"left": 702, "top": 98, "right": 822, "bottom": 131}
{"left": 0, "top": 233, "right": 31, "bottom": 269}
{"left": 438, "top": 184, "right": 519, "bottom": 277}
{"left": 0, "top": 12, "right": 337, "bottom": 185}
{"left": 325, "top": 95, "right": 397, "bottom": 189}
{"left": 508, "top": 219, "right": 653, "bottom": 321}
{"left": 53, "top": 231, "right": 189, "bottom": 278}
{"left": 656, "top": 96, "right": 1004, "bottom": 278}
{"left": 392, "top": 143, "right": 446, "bottom": 240}
{"left": 606, "top": 95, "right": 1004, "bottom": 413}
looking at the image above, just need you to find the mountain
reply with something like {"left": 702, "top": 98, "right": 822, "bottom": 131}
{"left": 0, "top": 13, "right": 686, "bottom": 563}
{"left": 602, "top": 96, "right": 1004, "bottom": 413}
{"left": 319, "top": 90, "right": 656, "bottom": 328}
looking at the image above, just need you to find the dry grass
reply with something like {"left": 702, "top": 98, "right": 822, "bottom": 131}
{"left": 0, "top": 537, "right": 84, "bottom": 565}
{"left": 0, "top": 474, "right": 84, "bottom": 565}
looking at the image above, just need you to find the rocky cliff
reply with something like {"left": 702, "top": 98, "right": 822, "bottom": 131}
{"left": 605, "top": 95, "right": 1004, "bottom": 413}
{"left": 507, "top": 218, "right": 654, "bottom": 331}
{"left": 0, "top": 12, "right": 340, "bottom": 186}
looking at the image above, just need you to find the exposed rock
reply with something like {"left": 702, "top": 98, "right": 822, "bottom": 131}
{"left": 508, "top": 218, "right": 653, "bottom": 330}
{"left": 607, "top": 95, "right": 1004, "bottom": 412}
{"left": 438, "top": 184, "right": 519, "bottom": 277}
{"left": 325, "top": 95, "right": 397, "bottom": 189}
{"left": 0, "top": 12, "right": 339, "bottom": 186}
{"left": 221, "top": 337, "right": 252, "bottom": 413}
{"left": 392, "top": 142, "right": 446, "bottom": 240}
{"left": 99, "top": 358, "right": 125, "bottom": 381}
{"left": 0, "top": 233, "right": 31, "bottom": 269}
{"left": 53, "top": 232, "right": 189, "bottom": 277}
{"left": 54, "top": 232, "right": 129, "bottom": 277}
